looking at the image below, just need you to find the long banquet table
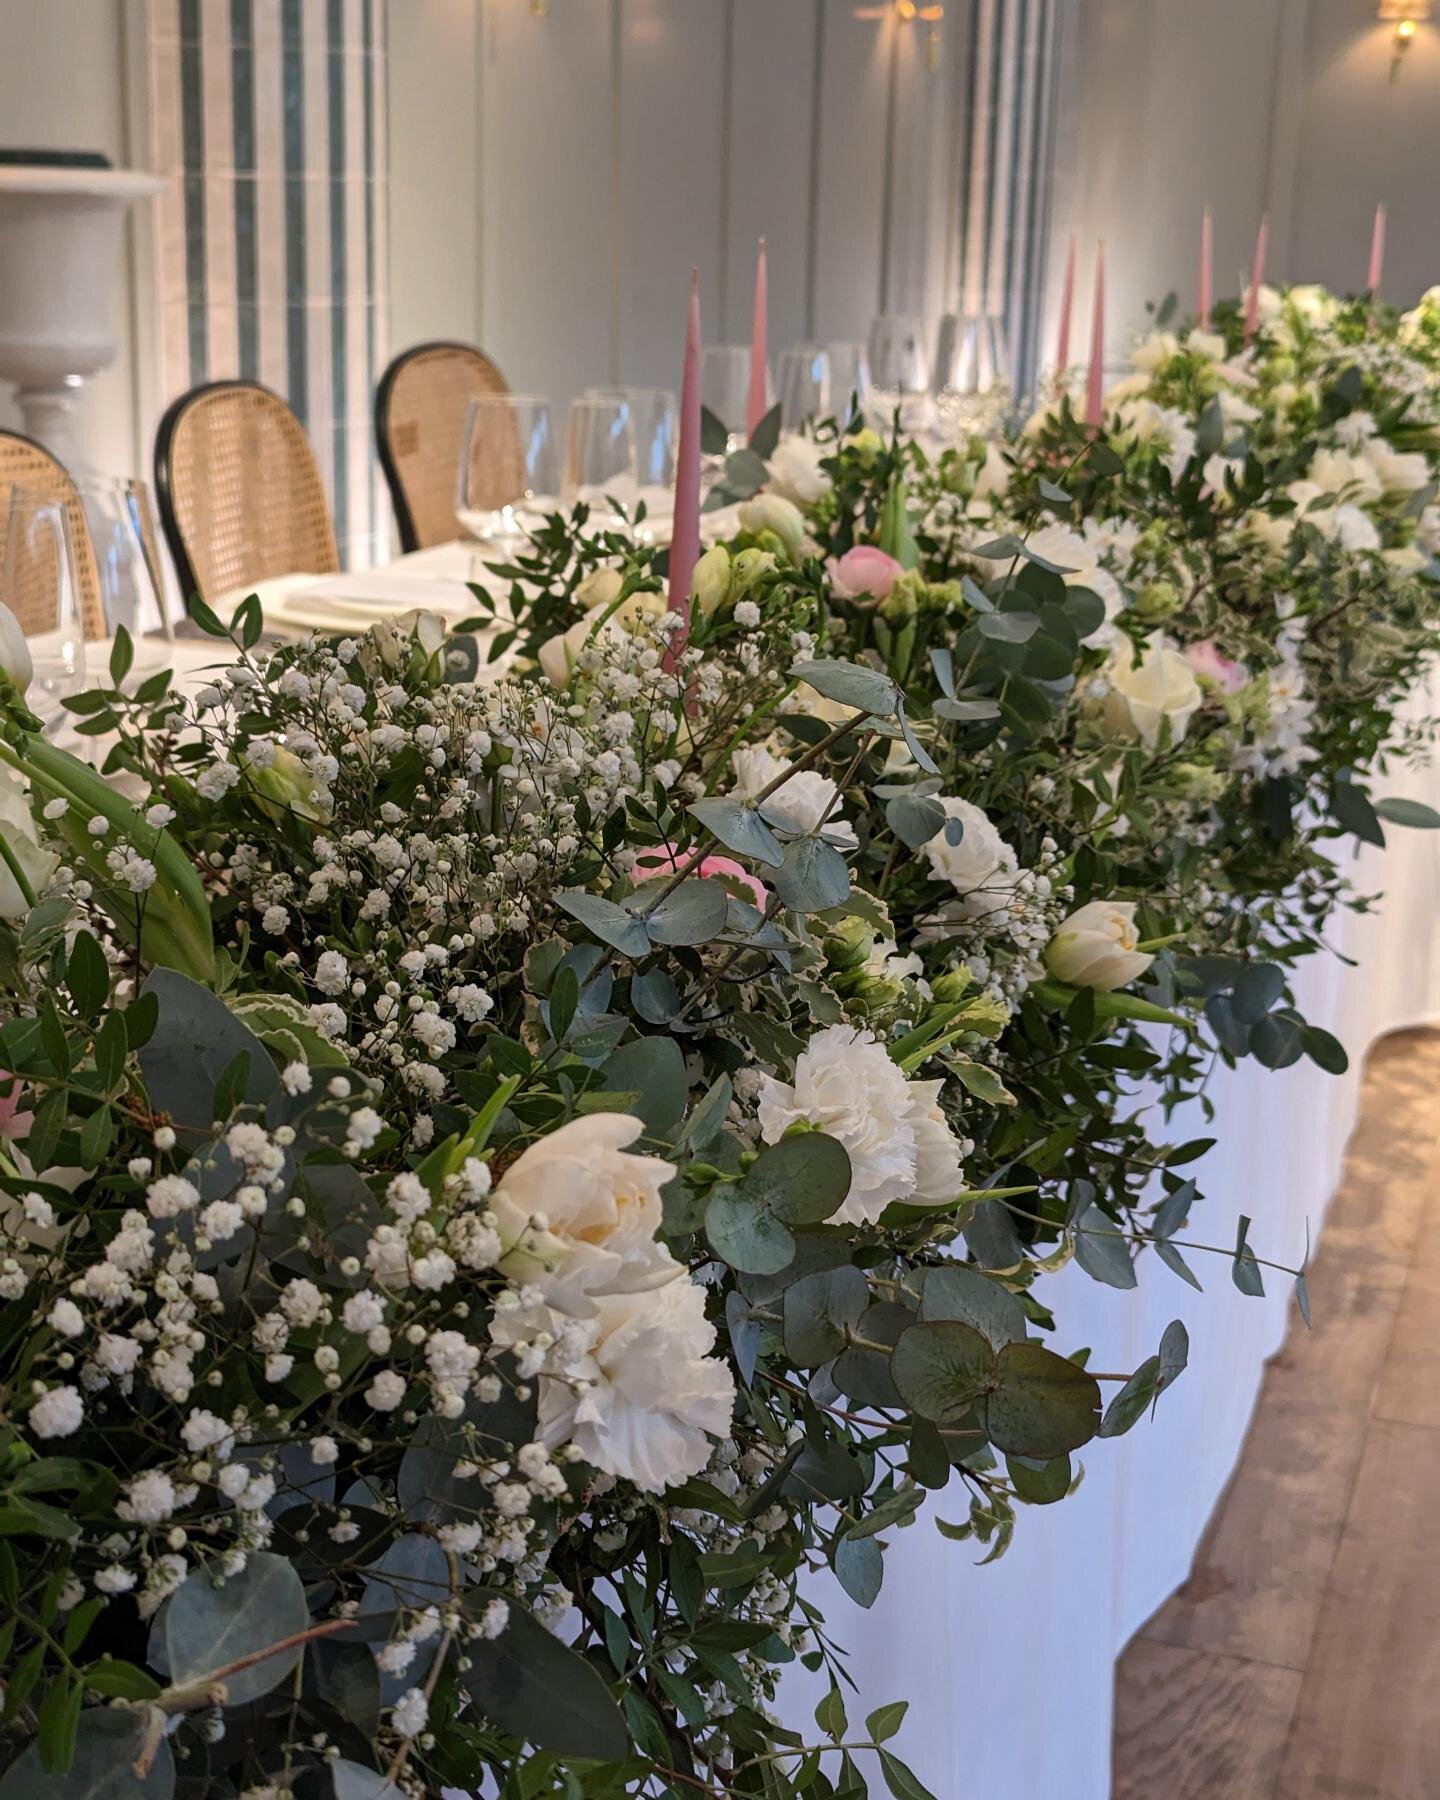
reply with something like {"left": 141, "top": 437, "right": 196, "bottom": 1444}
{"left": 781, "top": 673, "right": 1440, "bottom": 1797}
{"left": 81, "top": 567, "right": 1440, "bottom": 1798}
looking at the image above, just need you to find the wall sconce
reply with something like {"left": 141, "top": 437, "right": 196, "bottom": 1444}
{"left": 854, "top": 0, "right": 945, "bottom": 71}
{"left": 1379, "top": 0, "right": 1429, "bottom": 78}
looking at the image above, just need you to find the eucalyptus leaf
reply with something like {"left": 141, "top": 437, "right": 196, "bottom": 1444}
{"left": 555, "top": 890, "right": 651, "bottom": 958}
{"left": 686, "top": 796, "right": 785, "bottom": 868}
{"left": 0, "top": 1706, "right": 174, "bottom": 1800}
{"left": 463, "top": 1602, "right": 630, "bottom": 1761}
{"left": 790, "top": 657, "right": 900, "bottom": 717}
{"left": 706, "top": 1188, "right": 795, "bottom": 1274}
{"left": 742, "top": 1132, "right": 853, "bottom": 1225}
{"left": 643, "top": 877, "right": 732, "bottom": 947}
{"left": 774, "top": 836, "right": 850, "bottom": 912}
{"left": 832, "top": 1531, "right": 883, "bottom": 1609}
{"left": 162, "top": 1551, "right": 307, "bottom": 1706}
{"left": 783, "top": 1265, "right": 870, "bottom": 1366}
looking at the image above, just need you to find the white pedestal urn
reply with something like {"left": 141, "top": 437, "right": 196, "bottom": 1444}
{"left": 0, "top": 162, "right": 166, "bottom": 474}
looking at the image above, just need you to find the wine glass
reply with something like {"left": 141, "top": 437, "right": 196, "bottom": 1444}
{"left": 932, "top": 313, "right": 1013, "bottom": 438}
{"left": 563, "top": 394, "right": 641, "bottom": 528}
{"left": 702, "top": 345, "right": 753, "bottom": 454}
{"left": 587, "top": 387, "right": 677, "bottom": 486}
{"left": 867, "top": 315, "right": 930, "bottom": 396}
{"left": 1, "top": 487, "right": 87, "bottom": 728}
{"left": 456, "top": 395, "right": 558, "bottom": 548}
{"left": 827, "top": 341, "right": 872, "bottom": 424}
{"left": 85, "top": 477, "right": 173, "bottom": 640}
{"left": 777, "top": 345, "right": 831, "bottom": 430}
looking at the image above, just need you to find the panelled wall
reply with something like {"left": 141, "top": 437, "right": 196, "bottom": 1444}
{"left": 148, "top": 0, "right": 390, "bottom": 568}
{"left": 390, "top": 0, "right": 1070, "bottom": 429}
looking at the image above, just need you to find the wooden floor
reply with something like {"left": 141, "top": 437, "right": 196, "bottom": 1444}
{"left": 1111, "top": 1028, "right": 1440, "bottom": 1800}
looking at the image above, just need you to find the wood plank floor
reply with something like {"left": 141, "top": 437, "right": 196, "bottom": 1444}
{"left": 1112, "top": 1028, "right": 1440, "bottom": 1800}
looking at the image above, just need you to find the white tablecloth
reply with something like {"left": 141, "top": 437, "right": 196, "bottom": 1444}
{"left": 783, "top": 675, "right": 1440, "bottom": 1798}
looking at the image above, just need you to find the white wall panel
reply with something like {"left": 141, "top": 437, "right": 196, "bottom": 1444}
{"left": 722, "top": 0, "right": 820, "bottom": 352}
{"left": 616, "top": 0, "right": 727, "bottom": 390}
{"left": 477, "top": 0, "right": 615, "bottom": 415}
{"left": 811, "top": 5, "right": 893, "bottom": 345}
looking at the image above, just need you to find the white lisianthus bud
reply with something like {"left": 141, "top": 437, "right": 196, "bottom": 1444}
{"left": 0, "top": 603, "right": 33, "bottom": 694}
{"left": 1045, "top": 900, "right": 1155, "bottom": 991}
{"left": 1100, "top": 636, "right": 1202, "bottom": 748}
{"left": 737, "top": 493, "right": 806, "bottom": 560}
{"left": 0, "top": 762, "right": 58, "bottom": 919}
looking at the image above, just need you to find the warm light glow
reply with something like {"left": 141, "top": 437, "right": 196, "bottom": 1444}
{"left": 1379, "top": 0, "right": 1429, "bottom": 17}
{"left": 1398, "top": 16, "right": 1417, "bottom": 36}
{"left": 853, "top": 0, "right": 945, "bottom": 20}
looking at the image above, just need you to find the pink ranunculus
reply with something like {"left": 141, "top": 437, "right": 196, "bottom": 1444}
{"left": 633, "top": 845, "right": 768, "bottom": 910}
{"left": 0, "top": 1070, "right": 31, "bottom": 1141}
{"left": 1184, "top": 638, "right": 1248, "bottom": 694}
{"left": 826, "top": 545, "right": 905, "bottom": 602}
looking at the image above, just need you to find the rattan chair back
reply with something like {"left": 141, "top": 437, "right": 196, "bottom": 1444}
{"left": 154, "top": 381, "right": 339, "bottom": 605}
{"left": 0, "top": 432, "right": 105, "bottom": 641}
{"left": 376, "top": 342, "right": 513, "bottom": 551}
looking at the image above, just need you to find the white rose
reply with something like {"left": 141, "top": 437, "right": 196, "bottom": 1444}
{"left": 1185, "top": 328, "right": 1226, "bottom": 362}
{"left": 1334, "top": 505, "right": 1381, "bottom": 553}
{"left": 972, "top": 441, "right": 1013, "bottom": 501}
{"left": 1131, "top": 330, "right": 1180, "bottom": 372}
{"left": 738, "top": 493, "right": 806, "bottom": 560}
{"left": 1308, "top": 447, "right": 1382, "bottom": 503}
{"left": 0, "top": 763, "right": 58, "bottom": 919}
{"left": 576, "top": 565, "right": 625, "bottom": 611}
{"left": 1101, "top": 636, "right": 1201, "bottom": 748}
{"left": 729, "top": 744, "right": 857, "bottom": 849}
{"left": 1045, "top": 900, "right": 1155, "bottom": 991}
{"left": 491, "top": 1113, "right": 679, "bottom": 1314}
{"left": 1366, "top": 439, "right": 1430, "bottom": 495}
{"left": 921, "top": 797, "right": 1019, "bottom": 918}
{"left": 0, "top": 603, "right": 33, "bottom": 694}
{"left": 1024, "top": 523, "right": 1125, "bottom": 646}
{"left": 766, "top": 434, "right": 833, "bottom": 507}
{"left": 538, "top": 615, "right": 604, "bottom": 690}
{"left": 757, "top": 1024, "right": 964, "bottom": 1225}
{"left": 533, "top": 1276, "right": 736, "bottom": 1493}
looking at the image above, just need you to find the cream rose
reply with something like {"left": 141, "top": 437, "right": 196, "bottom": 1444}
{"left": 757, "top": 1024, "right": 966, "bottom": 1226}
{"left": 1045, "top": 900, "right": 1154, "bottom": 991}
{"left": 921, "top": 797, "right": 1019, "bottom": 917}
{"left": 766, "top": 434, "right": 833, "bottom": 507}
{"left": 526, "top": 1277, "right": 737, "bottom": 1493}
{"left": 490, "top": 1113, "right": 679, "bottom": 1314}
{"left": 1101, "top": 636, "right": 1201, "bottom": 748}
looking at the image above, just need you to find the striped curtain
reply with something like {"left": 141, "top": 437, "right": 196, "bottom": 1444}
{"left": 147, "top": 0, "right": 389, "bottom": 569}
{"left": 950, "top": 0, "right": 1066, "bottom": 404}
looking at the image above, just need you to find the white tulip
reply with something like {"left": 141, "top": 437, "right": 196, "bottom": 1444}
{"left": 1101, "top": 636, "right": 1202, "bottom": 749}
{"left": 0, "top": 762, "right": 57, "bottom": 918}
{"left": 1045, "top": 900, "right": 1155, "bottom": 991}
{"left": 576, "top": 565, "right": 625, "bottom": 611}
{"left": 0, "top": 603, "right": 33, "bottom": 695}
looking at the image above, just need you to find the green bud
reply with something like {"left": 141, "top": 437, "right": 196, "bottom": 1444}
{"left": 825, "top": 914, "right": 876, "bottom": 972}
{"left": 1134, "top": 580, "right": 1181, "bottom": 621}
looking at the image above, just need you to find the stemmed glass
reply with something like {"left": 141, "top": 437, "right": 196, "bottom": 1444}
{"left": 702, "top": 345, "right": 754, "bottom": 454}
{"left": 827, "top": 342, "right": 871, "bottom": 424}
{"left": 1, "top": 487, "right": 87, "bottom": 729}
{"left": 583, "top": 387, "right": 677, "bottom": 538}
{"left": 932, "top": 313, "right": 1013, "bottom": 437}
{"left": 777, "top": 345, "right": 831, "bottom": 430}
{"left": 563, "top": 395, "right": 641, "bottom": 528}
{"left": 867, "top": 315, "right": 930, "bottom": 396}
{"left": 85, "top": 477, "right": 172, "bottom": 639}
{"left": 456, "top": 395, "right": 559, "bottom": 548}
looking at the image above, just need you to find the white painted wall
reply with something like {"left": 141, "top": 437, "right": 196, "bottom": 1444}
{"left": 1054, "top": 0, "right": 1440, "bottom": 368}
{"left": 388, "top": 0, "right": 964, "bottom": 424}
{"left": 0, "top": 0, "right": 153, "bottom": 481}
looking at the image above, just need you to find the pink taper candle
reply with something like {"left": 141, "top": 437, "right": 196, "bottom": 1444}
{"left": 666, "top": 269, "right": 702, "bottom": 654}
{"left": 1084, "top": 244, "right": 1105, "bottom": 428}
{"left": 746, "top": 238, "right": 769, "bottom": 438}
{"left": 1368, "top": 202, "right": 1387, "bottom": 296}
{"left": 1055, "top": 233, "right": 1077, "bottom": 370}
{"left": 1244, "top": 214, "right": 1269, "bottom": 343}
{"left": 1198, "top": 205, "right": 1213, "bottom": 330}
